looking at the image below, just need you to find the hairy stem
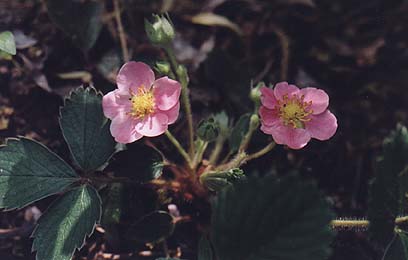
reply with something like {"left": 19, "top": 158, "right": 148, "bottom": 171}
{"left": 209, "top": 137, "right": 226, "bottom": 165}
{"left": 242, "top": 142, "right": 276, "bottom": 165}
{"left": 164, "top": 46, "right": 195, "bottom": 157}
{"left": 238, "top": 114, "right": 260, "bottom": 153}
{"left": 330, "top": 216, "right": 408, "bottom": 229}
{"left": 165, "top": 130, "right": 192, "bottom": 167}
{"left": 192, "top": 139, "right": 209, "bottom": 169}
{"left": 113, "top": 0, "right": 129, "bottom": 62}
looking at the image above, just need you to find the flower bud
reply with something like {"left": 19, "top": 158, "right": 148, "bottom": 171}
{"left": 144, "top": 14, "right": 175, "bottom": 46}
{"left": 197, "top": 117, "right": 220, "bottom": 142}
{"left": 154, "top": 61, "right": 172, "bottom": 76}
{"left": 250, "top": 82, "right": 265, "bottom": 104}
{"left": 249, "top": 114, "right": 260, "bottom": 130}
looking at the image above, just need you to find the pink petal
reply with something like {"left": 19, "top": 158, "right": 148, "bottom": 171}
{"left": 116, "top": 62, "right": 155, "bottom": 93}
{"left": 260, "top": 87, "right": 278, "bottom": 109}
{"left": 159, "top": 102, "right": 180, "bottom": 125}
{"left": 102, "top": 90, "right": 131, "bottom": 119}
{"left": 135, "top": 113, "right": 169, "bottom": 137}
{"left": 299, "top": 87, "right": 329, "bottom": 115}
{"left": 259, "top": 106, "right": 280, "bottom": 127}
{"left": 265, "top": 123, "right": 311, "bottom": 149}
{"left": 305, "top": 110, "right": 337, "bottom": 141}
{"left": 274, "top": 82, "right": 299, "bottom": 100}
{"left": 110, "top": 114, "right": 142, "bottom": 144}
{"left": 153, "top": 77, "right": 182, "bottom": 111}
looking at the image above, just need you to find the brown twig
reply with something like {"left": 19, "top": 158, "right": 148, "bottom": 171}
{"left": 270, "top": 24, "right": 290, "bottom": 81}
{"left": 113, "top": 0, "right": 130, "bottom": 62}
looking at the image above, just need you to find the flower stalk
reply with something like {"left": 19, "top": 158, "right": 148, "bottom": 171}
{"left": 165, "top": 130, "right": 192, "bottom": 168}
{"left": 164, "top": 46, "right": 195, "bottom": 157}
{"left": 192, "top": 139, "right": 209, "bottom": 170}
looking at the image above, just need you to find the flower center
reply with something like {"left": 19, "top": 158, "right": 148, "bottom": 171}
{"left": 128, "top": 87, "right": 155, "bottom": 118}
{"left": 278, "top": 94, "right": 313, "bottom": 129}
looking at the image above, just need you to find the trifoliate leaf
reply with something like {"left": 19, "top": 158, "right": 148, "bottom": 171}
{"left": 211, "top": 174, "right": 334, "bottom": 260}
{"left": 368, "top": 124, "right": 408, "bottom": 247}
{"left": 108, "top": 143, "right": 164, "bottom": 182}
{"left": 229, "top": 113, "right": 250, "bottom": 153}
{"left": 127, "top": 211, "right": 174, "bottom": 243}
{"left": 0, "top": 138, "right": 78, "bottom": 210}
{"left": 60, "top": 87, "right": 115, "bottom": 172}
{"left": 0, "top": 31, "right": 16, "bottom": 55}
{"left": 45, "top": 0, "right": 103, "bottom": 51}
{"left": 198, "top": 235, "right": 214, "bottom": 260}
{"left": 32, "top": 185, "right": 101, "bottom": 260}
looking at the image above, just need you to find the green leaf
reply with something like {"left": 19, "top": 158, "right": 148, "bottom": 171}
{"left": 229, "top": 113, "right": 250, "bottom": 153}
{"left": 0, "top": 138, "right": 78, "bottom": 210}
{"left": 0, "top": 31, "right": 16, "bottom": 55}
{"left": 211, "top": 174, "right": 334, "bottom": 260}
{"left": 128, "top": 211, "right": 174, "bottom": 243}
{"left": 108, "top": 143, "right": 164, "bottom": 182}
{"left": 32, "top": 185, "right": 101, "bottom": 260}
{"left": 368, "top": 124, "right": 408, "bottom": 247}
{"left": 60, "top": 87, "right": 116, "bottom": 172}
{"left": 198, "top": 235, "right": 214, "bottom": 260}
{"left": 45, "top": 0, "right": 103, "bottom": 51}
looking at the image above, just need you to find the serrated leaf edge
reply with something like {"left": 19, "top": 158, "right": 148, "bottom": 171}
{"left": 0, "top": 137, "right": 79, "bottom": 211}
{"left": 30, "top": 185, "right": 102, "bottom": 260}
{"left": 58, "top": 85, "right": 114, "bottom": 172}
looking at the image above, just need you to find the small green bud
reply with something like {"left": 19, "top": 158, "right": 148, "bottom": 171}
{"left": 197, "top": 117, "right": 220, "bottom": 142}
{"left": 144, "top": 14, "right": 175, "bottom": 46}
{"left": 250, "top": 82, "right": 265, "bottom": 104}
{"left": 176, "top": 64, "right": 189, "bottom": 86}
{"left": 154, "top": 61, "right": 171, "bottom": 76}
{"left": 249, "top": 114, "right": 260, "bottom": 130}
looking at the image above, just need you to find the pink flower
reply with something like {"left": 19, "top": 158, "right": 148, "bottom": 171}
{"left": 259, "top": 82, "right": 337, "bottom": 149}
{"left": 102, "top": 61, "right": 181, "bottom": 143}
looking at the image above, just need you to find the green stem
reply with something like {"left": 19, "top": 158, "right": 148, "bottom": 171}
{"left": 209, "top": 137, "right": 226, "bottom": 165}
{"left": 238, "top": 114, "right": 260, "bottom": 153}
{"left": 217, "top": 152, "right": 247, "bottom": 171}
{"left": 217, "top": 140, "right": 275, "bottom": 172}
{"left": 164, "top": 46, "right": 195, "bottom": 157}
{"left": 192, "top": 139, "right": 209, "bottom": 169}
{"left": 243, "top": 142, "right": 276, "bottom": 164}
{"left": 165, "top": 130, "right": 192, "bottom": 167}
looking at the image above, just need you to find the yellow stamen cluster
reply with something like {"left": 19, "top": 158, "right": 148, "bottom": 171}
{"left": 128, "top": 87, "right": 155, "bottom": 118}
{"left": 277, "top": 94, "right": 313, "bottom": 129}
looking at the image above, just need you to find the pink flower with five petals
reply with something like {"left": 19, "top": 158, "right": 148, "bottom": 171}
{"left": 102, "top": 61, "right": 181, "bottom": 143}
{"left": 259, "top": 82, "right": 337, "bottom": 149}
